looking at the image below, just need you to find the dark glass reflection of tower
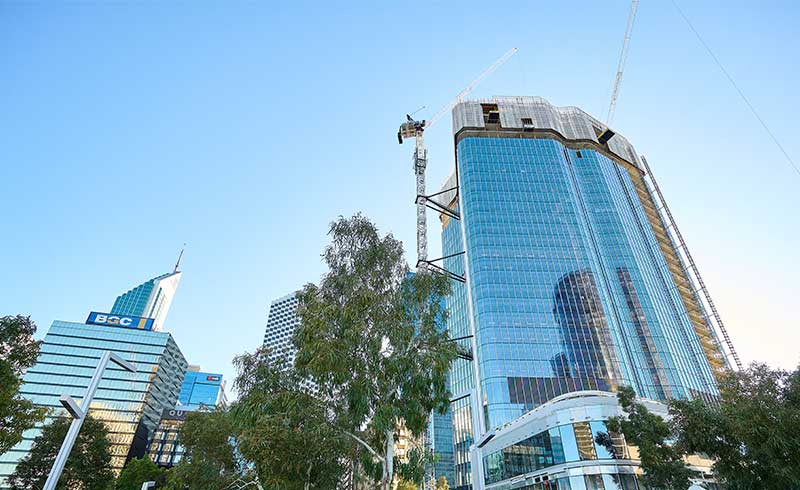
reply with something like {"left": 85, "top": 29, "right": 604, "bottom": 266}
{"left": 553, "top": 270, "right": 617, "bottom": 393}
{"left": 616, "top": 267, "right": 671, "bottom": 399}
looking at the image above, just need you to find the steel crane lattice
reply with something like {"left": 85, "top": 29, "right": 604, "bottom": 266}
{"left": 397, "top": 47, "right": 518, "bottom": 270}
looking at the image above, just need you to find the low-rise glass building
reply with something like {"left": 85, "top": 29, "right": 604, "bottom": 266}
{"left": 178, "top": 367, "right": 227, "bottom": 410}
{"left": 475, "top": 392, "right": 717, "bottom": 490}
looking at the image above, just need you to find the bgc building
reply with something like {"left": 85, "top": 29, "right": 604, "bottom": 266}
{"left": 0, "top": 270, "right": 188, "bottom": 488}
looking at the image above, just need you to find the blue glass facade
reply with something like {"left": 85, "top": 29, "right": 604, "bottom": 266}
{"left": 0, "top": 321, "right": 187, "bottom": 486}
{"left": 430, "top": 408, "right": 456, "bottom": 484}
{"left": 441, "top": 211, "right": 477, "bottom": 490}
{"left": 448, "top": 136, "right": 719, "bottom": 433}
{"left": 111, "top": 274, "right": 165, "bottom": 316}
{"left": 178, "top": 370, "right": 225, "bottom": 410}
{"left": 110, "top": 271, "right": 181, "bottom": 331}
{"left": 438, "top": 99, "right": 726, "bottom": 488}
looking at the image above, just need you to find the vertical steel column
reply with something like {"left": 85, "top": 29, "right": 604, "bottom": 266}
{"left": 456, "top": 147, "right": 487, "bottom": 490}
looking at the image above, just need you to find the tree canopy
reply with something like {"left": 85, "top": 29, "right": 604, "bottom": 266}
{"left": 294, "top": 214, "right": 458, "bottom": 489}
{"left": 230, "top": 348, "right": 347, "bottom": 490}
{"left": 671, "top": 363, "right": 800, "bottom": 490}
{"left": 115, "top": 456, "right": 166, "bottom": 490}
{"left": 604, "top": 386, "right": 695, "bottom": 490}
{"left": 434, "top": 476, "right": 451, "bottom": 490}
{"left": 0, "top": 315, "right": 46, "bottom": 455}
{"left": 7, "top": 415, "right": 114, "bottom": 490}
{"left": 606, "top": 364, "right": 800, "bottom": 490}
{"left": 164, "top": 409, "right": 241, "bottom": 490}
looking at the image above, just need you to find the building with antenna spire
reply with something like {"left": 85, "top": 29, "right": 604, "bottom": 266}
{"left": 110, "top": 247, "right": 184, "bottom": 331}
{"left": 0, "top": 249, "right": 194, "bottom": 487}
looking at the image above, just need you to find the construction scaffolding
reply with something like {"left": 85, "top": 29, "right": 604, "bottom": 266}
{"left": 631, "top": 156, "right": 742, "bottom": 375}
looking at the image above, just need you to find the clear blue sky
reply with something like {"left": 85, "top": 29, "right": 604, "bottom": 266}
{"left": 2, "top": 1, "right": 798, "bottom": 394}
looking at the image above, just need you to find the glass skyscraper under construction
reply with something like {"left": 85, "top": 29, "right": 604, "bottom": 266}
{"left": 436, "top": 97, "right": 733, "bottom": 490}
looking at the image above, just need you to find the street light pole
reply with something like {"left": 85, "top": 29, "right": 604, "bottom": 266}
{"left": 43, "top": 351, "right": 136, "bottom": 490}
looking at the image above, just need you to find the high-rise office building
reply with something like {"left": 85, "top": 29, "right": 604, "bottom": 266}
{"left": 111, "top": 270, "right": 181, "bottom": 331}
{"left": 436, "top": 97, "right": 729, "bottom": 489}
{"left": 177, "top": 366, "right": 227, "bottom": 410}
{"left": 0, "top": 317, "right": 187, "bottom": 486}
{"left": 263, "top": 291, "right": 301, "bottom": 362}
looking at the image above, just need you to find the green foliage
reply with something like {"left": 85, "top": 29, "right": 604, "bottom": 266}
{"left": 0, "top": 315, "right": 46, "bottom": 455}
{"left": 394, "top": 447, "right": 431, "bottom": 487}
{"left": 293, "top": 214, "right": 458, "bottom": 488}
{"left": 670, "top": 363, "right": 800, "bottom": 490}
{"left": 604, "top": 386, "right": 695, "bottom": 490}
{"left": 608, "top": 368, "right": 800, "bottom": 489}
{"left": 115, "top": 457, "right": 166, "bottom": 490}
{"left": 396, "top": 477, "right": 417, "bottom": 490}
{"left": 164, "top": 410, "right": 240, "bottom": 490}
{"left": 7, "top": 415, "right": 114, "bottom": 490}
{"left": 230, "top": 348, "right": 346, "bottom": 490}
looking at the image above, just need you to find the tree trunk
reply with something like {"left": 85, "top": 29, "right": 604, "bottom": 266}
{"left": 383, "top": 428, "right": 395, "bottom": 490}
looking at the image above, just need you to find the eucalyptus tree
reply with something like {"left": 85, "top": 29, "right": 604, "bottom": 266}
{"left": 0, "top": 315, "right": 46, "bottom": 456}
{"left": 294, "top": 214, "right": 458, "bottom": 490}
{"left": 231, "top": 348, "right": 346, "bottom": 490}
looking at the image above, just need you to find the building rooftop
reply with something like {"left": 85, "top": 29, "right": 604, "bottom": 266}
{"left": 451, "top": 96, "right": 641, "bottom": 167}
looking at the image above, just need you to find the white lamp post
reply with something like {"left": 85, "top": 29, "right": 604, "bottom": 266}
{"left": 43, "top": 351, "right": 136, "bottom": 490}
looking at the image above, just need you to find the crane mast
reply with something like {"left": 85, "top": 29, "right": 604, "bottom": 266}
{"left": 398, "top": 47, "right": 517, "bottom": 270}
{"left": 414, "top": 131, "right": 428, "bottom": 264}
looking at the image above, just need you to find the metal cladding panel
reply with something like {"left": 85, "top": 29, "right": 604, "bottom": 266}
{"left": 451, "top": 96, "right": 641, "bottom": 169}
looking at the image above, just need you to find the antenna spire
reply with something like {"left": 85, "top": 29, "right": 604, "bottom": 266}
{"left": 174, "top": 243, "right": 186, "bottom": 273}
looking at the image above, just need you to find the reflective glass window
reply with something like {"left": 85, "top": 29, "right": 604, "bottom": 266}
{"left": 559, "top": 424, "right": 580, "bottom": 462}
{"left": 569, "top": 476, "right": 588, "bottom": 490}
{"left": 572, "top": 422, "right": 597, "bottom": 460}
{"left": 549, "top": 427, "right": 566, "bottom": 464}
{"left": 584, "top": 475, "right": 605, "bottom": 490}
{"left": 553, "top": 477, "right": 572, "bottom": 490}
{"left": 590, "top": 421, "right": 613, "bottom": 459}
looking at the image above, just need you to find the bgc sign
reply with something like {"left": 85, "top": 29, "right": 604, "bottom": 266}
{"left": 86, "top": 311, "right": 154, "bottom": 331}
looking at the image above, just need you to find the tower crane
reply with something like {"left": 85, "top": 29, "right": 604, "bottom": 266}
{"left": 606, "top": 0, "right": 639, "bottom": 125}
{"left": 397, "top": 47, "right": 518, "bottom": 271}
